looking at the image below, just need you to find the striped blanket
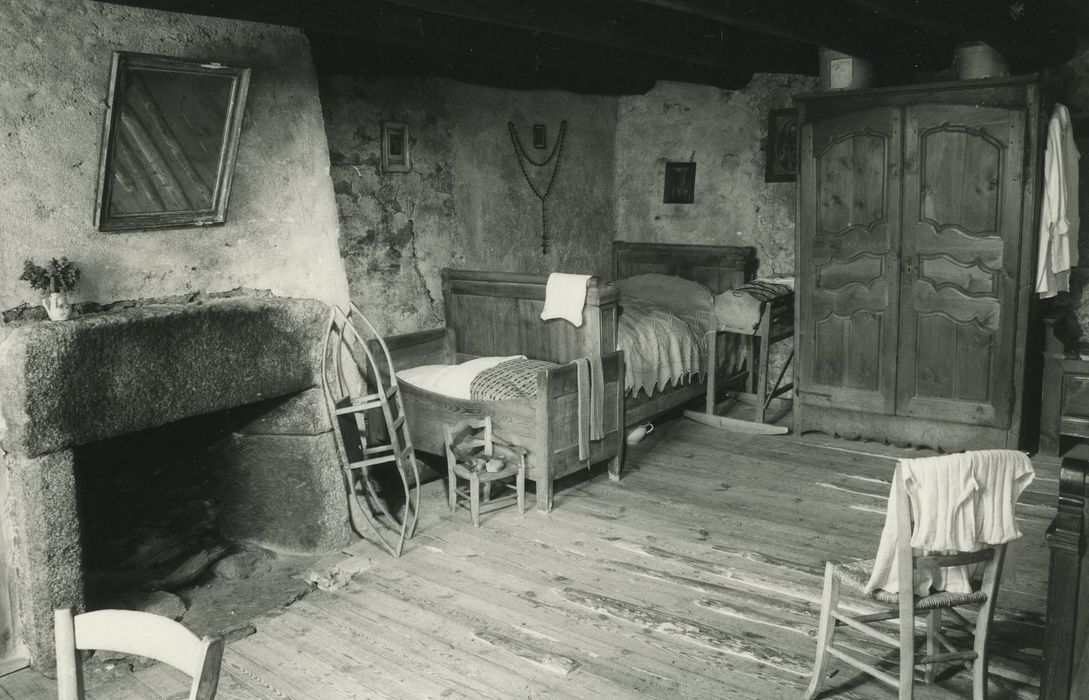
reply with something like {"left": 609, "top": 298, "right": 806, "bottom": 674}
{"left": 469, "top": 358, "right": 559, "bottom": 401}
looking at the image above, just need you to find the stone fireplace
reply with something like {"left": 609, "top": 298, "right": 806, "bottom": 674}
{"left": 0, "top": 296, "right": 349, "bottom": 669}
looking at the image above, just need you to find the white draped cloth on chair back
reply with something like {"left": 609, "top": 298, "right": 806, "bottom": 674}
{"left": 866, "top": 449, "right": 1034, "bottom": 596}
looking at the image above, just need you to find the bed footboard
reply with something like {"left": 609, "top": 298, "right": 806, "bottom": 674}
{"left": 532, "top": 350, "right": 625, "bottom": 512}
{"left": 395, "top": 351, "right": 625, "bottom": 514}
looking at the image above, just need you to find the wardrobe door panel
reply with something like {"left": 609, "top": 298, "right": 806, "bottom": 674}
{"left": 896, "top": 104, "right": 1026, "bottom": 427}
{"left": 799, "top": 107, "right": 902, "bottom": 413}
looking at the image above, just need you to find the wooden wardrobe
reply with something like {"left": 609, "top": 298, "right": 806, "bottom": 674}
{"left": 795, "top": 77, "right": 1045, "bottom": 451}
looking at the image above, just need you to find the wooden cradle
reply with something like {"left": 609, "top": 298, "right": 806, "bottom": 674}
{"left": 383, "top": 269, "right": 625, "bottom": 513}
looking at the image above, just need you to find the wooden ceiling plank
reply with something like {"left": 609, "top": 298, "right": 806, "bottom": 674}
{"left": 310, "top": 34, "right": 661, "bottom": 94}
{"left": 627, "top": 0, "right": 953, "bottom": 70}
{"left": 380, "top": 0, "right": 817, "bottom": 74}
{"left": 93, "top": 0, "right": 752, "bottom": 90}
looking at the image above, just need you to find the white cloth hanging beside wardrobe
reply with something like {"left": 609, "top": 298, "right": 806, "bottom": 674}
{"left": 1035, "top": 103, "right": 1080, "bottom": 298}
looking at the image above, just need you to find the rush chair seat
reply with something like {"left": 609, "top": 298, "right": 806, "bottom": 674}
{"left": 54, "top": 608, "right": 224, "bottom": 700}
{"left": 806, "top": 450, "right": 1033, "bottom": 700}
{"left": 445, "top": 416, "right": 527, "bottom": 526}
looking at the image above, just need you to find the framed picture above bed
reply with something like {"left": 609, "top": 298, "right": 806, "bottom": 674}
{"left": 663, "top": 162, "right": 696, "bottom": 204}
{"left": 381, "top": 121, "right": 411, "bottom": 173}
{"left": 764, "top": 108, "right": 798, "bottom": 182}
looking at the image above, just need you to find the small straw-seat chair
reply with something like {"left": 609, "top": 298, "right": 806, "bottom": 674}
{"left": 444, "top": 416, "right": 527, "bottom": 526}
{"left": 54, "top": 608, "right": 224, "bottom": 700}
{"left": 806, "top": 462, "right": 1011, "bottom": 700}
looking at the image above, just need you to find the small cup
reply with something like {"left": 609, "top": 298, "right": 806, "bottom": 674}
{"left": 625, "top": 423, "right": 655, "bottom": 445}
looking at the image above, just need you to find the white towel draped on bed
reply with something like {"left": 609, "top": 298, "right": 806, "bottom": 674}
{"left": 540, "top": 273, "right": 591, "bottom": 327}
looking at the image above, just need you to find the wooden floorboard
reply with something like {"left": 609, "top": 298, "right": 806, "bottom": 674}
{"left": 1, "top": 417, "right": 1054, "bottom": 698}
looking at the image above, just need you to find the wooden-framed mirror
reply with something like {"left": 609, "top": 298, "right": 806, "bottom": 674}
{"left": 94, "top": 52, "right": 251, "bottom": 232}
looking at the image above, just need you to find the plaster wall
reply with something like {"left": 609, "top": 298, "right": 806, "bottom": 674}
{"left": 614, "top": 75, "right": 817, "bottom": 276}
{"left": 319, "top": 76, "right": 618, "bottom": 334}
{"left": 0, "top": 0, "right": 349, "bottom": 310}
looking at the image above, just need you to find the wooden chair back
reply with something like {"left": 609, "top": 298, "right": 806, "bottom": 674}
{"left": 445, "top": 417, "right": 529, "bottom": 463}
{"left": 54, "top": 608, "right": 224, "bottom": 700}
{"left": 891, "top": 465, "right": 1004, "bottom": 588}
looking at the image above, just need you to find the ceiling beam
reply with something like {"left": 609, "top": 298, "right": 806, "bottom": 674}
{"left": 311, "top": 35, "right": 659, "bottom": 95}
{"left": 847, "top": 0, "right": 1089, "bottom": 69}
{"left": 94, "top": 0, "right": 752, "bottom": 90}
{"left": 627, "top": 0, "right": 953, "bottom": 71}
{"left": 380, "top": 0, "right": 817, "bottom": 74}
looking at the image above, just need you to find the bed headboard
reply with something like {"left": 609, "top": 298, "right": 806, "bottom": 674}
{"left": 612, "top": 241, "right": 757, "bottom": 293}
{"left": 440, "top": 269, "right": 618, "bottom": 364}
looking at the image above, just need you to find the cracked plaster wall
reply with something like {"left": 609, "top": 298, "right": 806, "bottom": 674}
{"left": 0, "top": 0, "right": 348, "bottom": 311}
{"left": 614, "top": 75, "right": 817, "bottom": 277}
{"left": 318, "top": 76, "right": 618, "bottom": 334}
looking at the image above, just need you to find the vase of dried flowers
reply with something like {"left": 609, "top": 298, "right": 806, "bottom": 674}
{"left": 20, "top": 257, "right": 81, "bottom": 321}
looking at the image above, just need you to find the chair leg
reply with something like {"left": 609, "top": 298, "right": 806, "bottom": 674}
{"left": 448, "top": 470, "right": 457, "bottom": 515}
{"left": 972, "top": 546, "right": 1005, "bottom": 700}
{"left": 925, "top": 609, "right": 941, "bottom": 684}
{"left": 972, "top": 598, "right": 998, "bottom": 700}
{"left": 899, "top": 602, "right": 915, "bottom": 700}
{"left": 972, "top": 617, "right": 991, "bottom": 700}
{"left": 469, "top": 473, "right": 481, "bottom": 527}
{"left": 806, "top": 562, "right": 840, "bottom": 700}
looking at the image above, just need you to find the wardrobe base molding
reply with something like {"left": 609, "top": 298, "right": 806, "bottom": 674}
{"left": 794, "top": 406, "right": 1017, "bottom": 453}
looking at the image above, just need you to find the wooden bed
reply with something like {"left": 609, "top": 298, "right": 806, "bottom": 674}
{"left": 382, "top": 270, "right": 625, "bottom": 512}
{"left": 612, "top": 242, "right": 756, "bottom": 426}
{"left": 383, "top": 242, "right": 755, "bottom": 512}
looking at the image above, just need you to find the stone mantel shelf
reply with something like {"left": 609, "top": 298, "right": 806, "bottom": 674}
{"left": 0, "top": 296, "right": 329, "bottom": 457}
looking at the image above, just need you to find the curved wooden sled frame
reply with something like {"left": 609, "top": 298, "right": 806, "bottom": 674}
{"left": 322, "top": 303, "right": 421, "bottom": 557}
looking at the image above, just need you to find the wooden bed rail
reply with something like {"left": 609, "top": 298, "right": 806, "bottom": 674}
{"left": 1041, "top": 447, "right": 1089, "bottom": 699}
{"left": 440, "top": 268, "right": 618, "bottom": 365}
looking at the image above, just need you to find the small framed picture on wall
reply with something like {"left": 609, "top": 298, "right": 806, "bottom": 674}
{"left": 764, "top": 108, "right": 798, "bottom": 182}
{"left": 663, "top": 162, "right": 696, "bottom": 204}
{"left": 381, "top": 122, "right": 411, "bottom": 173}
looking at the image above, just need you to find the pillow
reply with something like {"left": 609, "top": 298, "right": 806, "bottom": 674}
{"left": 615, "top": 273, "right": 714, "bottom": 317}
{"left": 396, "top": 355, "right": 524, "bottom": 399}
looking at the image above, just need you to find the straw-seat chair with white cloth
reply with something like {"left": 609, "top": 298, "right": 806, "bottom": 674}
{"left": 806, "top": 449, "right": 1034, "bottom": 699}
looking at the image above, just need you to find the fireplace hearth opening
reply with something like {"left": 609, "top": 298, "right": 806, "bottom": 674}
{"left": 72, "top": 403, "right": 322, "bottom": 639}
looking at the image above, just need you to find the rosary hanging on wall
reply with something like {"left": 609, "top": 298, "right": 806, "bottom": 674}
{"left": 508, "top": 120, "right": 567, "bottom": 254}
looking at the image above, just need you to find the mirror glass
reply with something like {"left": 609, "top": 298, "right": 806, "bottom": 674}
{"left": 95, "top": 52, "right": 250, "bottom": 232}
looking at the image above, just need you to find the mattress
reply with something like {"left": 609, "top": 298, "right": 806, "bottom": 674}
{"left": 396, "top": 356, "right": 559, "bottom": 401}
